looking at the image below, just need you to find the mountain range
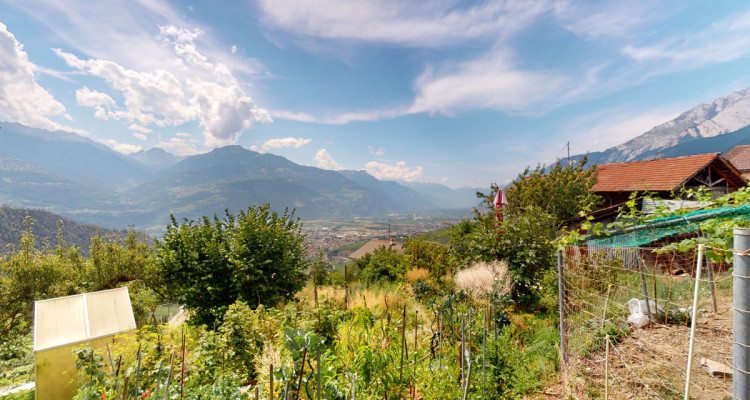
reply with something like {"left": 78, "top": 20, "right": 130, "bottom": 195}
{"left": 4, "top": 84, "right": 750, "bottom": 234}
{"left": 574, "top": 86, "right": 750, "bottom": 165}
{"left": 0, "top": 122, "right": 480, "bottom": 233}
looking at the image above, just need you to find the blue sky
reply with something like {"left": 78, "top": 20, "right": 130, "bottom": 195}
{"left": 2, "top": 1, "right": 750, "bottom": 188}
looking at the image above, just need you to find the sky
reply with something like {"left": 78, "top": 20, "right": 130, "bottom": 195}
{"left": 2, "top": 1, "right": 750, "bottom": 188}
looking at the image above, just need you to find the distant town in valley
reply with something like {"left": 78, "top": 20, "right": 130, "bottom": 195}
{"left": 302, "top": 212, "right": 465, "bottom": 261}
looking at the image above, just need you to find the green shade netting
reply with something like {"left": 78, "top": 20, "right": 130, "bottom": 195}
{"left": 585, "top": 204, "right": 750, "bottom": 248}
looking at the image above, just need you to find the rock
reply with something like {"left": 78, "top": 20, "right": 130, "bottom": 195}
{"left": 701, "top": 358, "right": 732, "bottom": 379}
{"left": 626, "top": 298, "right": 664, "bottom": 328}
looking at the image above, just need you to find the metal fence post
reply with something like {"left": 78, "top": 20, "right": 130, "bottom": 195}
{"left": 557, "top": 249, "right": 568, "bottom": 367}
{"left": 734, "top": 228, "right": 750, "bottom": 399}
{"left": 684, "top": 244, "right": 705, "bottom": 400}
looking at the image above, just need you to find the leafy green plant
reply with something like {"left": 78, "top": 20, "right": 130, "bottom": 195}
{"left": 157, "top": 205, "right": 308, "bottom": 326}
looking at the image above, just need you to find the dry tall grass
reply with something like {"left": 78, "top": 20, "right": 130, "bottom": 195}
{"left": 455, "top": 260, "right": 511, "bottom": 299}
{"left": 253, "top": 340, "right": 282, "bottom": 390}
{"left": 405, "top": 268, "right": 429, "bottom": 284}
{"left": 298, "top": 283, "right": 406, "bottom": 313}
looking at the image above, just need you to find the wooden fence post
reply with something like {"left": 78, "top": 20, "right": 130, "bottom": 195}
{"left": 268, "top": 364, "right": 280, "bottom": 400}
{"left": 638, "top": 258, "right": 651, "bottom": 320}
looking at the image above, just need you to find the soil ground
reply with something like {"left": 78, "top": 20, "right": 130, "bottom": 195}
{"left": 561, "top": 289, "right": 733, "bottom": 399}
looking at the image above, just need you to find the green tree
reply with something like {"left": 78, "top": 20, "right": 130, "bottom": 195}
{"left": 504, "top": 156, "right": 601, "bottom": 228}
{"left": 450, "top": 157, "right": 599, "bottom": 305}
{"left": 401, "top": 235, "right": 450, "bottom": 279}
{"left": 156, "top": 205, "right": 308, "bottom": 326}
{"left": 357, "top": 246, "right": 405, "bottom": 285}
{"left": 310, "top": 250, "right": 331, "bottom": 286}
{"left": 0, "top": 217, "right": 81, "bottom": 345}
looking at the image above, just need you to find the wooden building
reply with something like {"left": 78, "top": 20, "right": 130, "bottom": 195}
{"left": 723, "top": 144, "right": 750, "bottom": 181}
{"left": 593, "top": 152, "right": 745, "bottom": 209}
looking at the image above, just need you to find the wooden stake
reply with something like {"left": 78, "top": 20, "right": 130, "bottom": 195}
{"left": 268, "top": 364, "right": 280, "bottom": 400}
{"left": 344, "top": 265, "right": 348, "bottom": 310}
{"left": 706, "top": 257, "right": 718, "bottom": 313}
{"left": 134, "top": 343, "right": 142, "bottom": 400}
{"left": 122, "top": 376, "right": 129, "bottom": 400}
{"left": 638, "top": 259, "right": 651, "bottom": 320}
{"left": 601, "top": 284, "right": 611, "bottom": 331}
{"left": 314, "top": 269, "right": 318, "bottom": 308}
{"left": 296, "top": 347, "right": 307, "bottom": 399}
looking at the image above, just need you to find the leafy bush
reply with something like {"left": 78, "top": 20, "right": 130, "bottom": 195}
{"left": 357, "top": 247, "right": 405, "bottom": 285}
{"left": 157, "top": 205, "right": 308, "bottom": 326}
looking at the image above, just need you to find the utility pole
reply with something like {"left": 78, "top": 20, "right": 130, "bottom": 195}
{"left": 567, "top": 141, "right": 570, "bottom": 166}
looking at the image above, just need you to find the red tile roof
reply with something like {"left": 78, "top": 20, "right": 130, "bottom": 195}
{"left": 593, "top": 153, "right": 720, "bottom": 192}
{"left": 724, "top": 144, "right": 750, "bottom": 171}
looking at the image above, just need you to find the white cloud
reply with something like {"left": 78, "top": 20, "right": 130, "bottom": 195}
{"left": 76, "top": 87, "right": 115, "bottom": 108}
{"left": 250, "top": 144, "right": 260, "bottom": 152}
{"left": 315, "top": 149, "right": 343, "bottom": 170}
{"left": 409, "top": 48, "right": 569, "bottom": 115}
{"left": 0, "top": 23, "right": 70, "bottom": 131}
{"left": 271, "top": 107, "right": 406, "bottom": 124}
{"left": 128, "top": 123, "right": 152, "bottom": 134}
{"left": 367, "top": 145, "right": 385, "bottom": 156}
{"left": 158, "top": 137, "right": 200, "bottom": 156}
{"left": 257, "top": 0, "right": 550, "bottom": 47}
{"left": 55, "top": 25, "right": 271, "bottom": 147}
{"left": 262, "top": 137, "right": 312, "bottom": 150}
{"left": 231, "top": 45, "right": 237, "bottom": 54}
{"left": 102, "top": 138, "right": 141, "bottom": 154}
{"left": 554, "top": 1, "right": 663, "bottom": 39}
{"left": 620, "top": 10, "right": 750, "bottom": 69}
{"left": 561, "top": 107, "right": 683, "bottom": 154}
{"left": 365, "top": 161, "right": 423, "bottom": 182}
{"left": 132, "top": 132, "right": 148, "bottom": 141}
{"left": 189, "top": 80, "right": 271, "bottom": 146}
{"left": 59, "top": 49, "right": 194, "bottom": 126}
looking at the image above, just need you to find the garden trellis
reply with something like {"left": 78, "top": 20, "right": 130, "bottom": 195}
{"left": 584, "top": 204, "right": 750, "bottom": 270}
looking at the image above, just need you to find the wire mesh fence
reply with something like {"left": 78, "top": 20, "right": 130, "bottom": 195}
{"left": 562, "top": 245, "right": 733, "bottom": 399}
